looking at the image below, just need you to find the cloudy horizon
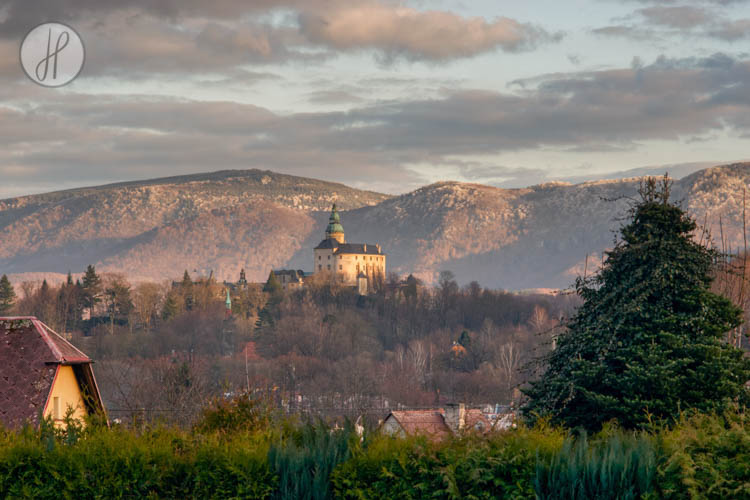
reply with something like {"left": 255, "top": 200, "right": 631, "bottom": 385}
{"left": 2, "top": 0, "right": 750, "bottom": 198}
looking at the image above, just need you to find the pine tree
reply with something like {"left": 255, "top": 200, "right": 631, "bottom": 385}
{"left": 58, "top": 274, "right": 77, "bottom": 331}
{"left": 523, "top": 176, "right": 750, "bottom": 430}
{"left": 162, "top": 293, "right": 179, "bottom": 321}
{"left": 0, "top": 274, "right": 16, "bottom": 315}
{"left": 458, "top": 330, "right": 471, "bottom": 348}
{"left": 81, "top": 264, "right": 102, "bottom": 312}
{"left": 105, "top": 277, "right": 133, "bottom": 333}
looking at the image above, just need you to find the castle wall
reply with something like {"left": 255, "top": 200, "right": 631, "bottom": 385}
{"left": 314, "top": 248, "right": 386, "bottom": 285}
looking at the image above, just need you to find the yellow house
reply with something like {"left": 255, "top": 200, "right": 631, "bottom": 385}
{"left": 0, "top": 317, "right": 106, "bottom": 428}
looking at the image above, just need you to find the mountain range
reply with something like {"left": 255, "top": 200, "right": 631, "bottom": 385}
{"left": 2, "top": 164, "right": 749, "bottom": 290}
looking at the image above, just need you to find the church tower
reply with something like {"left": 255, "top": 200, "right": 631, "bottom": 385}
{"left": 325, "top": 204, "right": 345, "bottom": 243}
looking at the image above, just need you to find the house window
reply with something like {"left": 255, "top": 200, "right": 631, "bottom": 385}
{"left": 319, "top": 265, "right": 322, "bottom": 271}
{"left": 328, "top": 255, "right": 330, "bottom": 260}
{"left": 327, "top": 265, "right": 331, "bottom": 270}
{"left": 339, "top": 265, "right": 343, "bottom": 270}
{"left": 355, "top": 256, "right": 357, "bottom": 260}
{"left": 53, "top": 397, "right": 60, "bottom": 419}
{"left": 318, "top": 255, "right": 321, "bottom": 260}
{"left": 339, "top": 255, "right": 342, "bottom": 260}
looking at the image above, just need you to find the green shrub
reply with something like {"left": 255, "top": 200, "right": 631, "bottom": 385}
{"left": 0, "top": 423, "right": 275, "bottom": 499}
{"left": 3, "top": 408, "right": 750, "bottom": 498}
{"left": 332, "top": 425, "right": 565, "bottom": 499}
{"left": 194, "top": 392, "right": 273, "bottom": 435}
{"left": 656, "top": 411, "right": 750, "bottom": 499}
{"left": 534, "top": 429, "right": 657, "bottom": 499}
{"left": 268, "top": 421, "right": 354, "bottom": 500}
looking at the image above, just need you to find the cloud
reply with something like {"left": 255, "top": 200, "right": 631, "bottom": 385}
{"left": 0, "top": 0, "right": 310, "bottom": 37}
{"left": 594, "top": 2, "right": 750, "bottom": 43}
{"left": 298, "top": 4, "right": 560, "bottom": 62}
{"left": 0, "top": 0, "right": 558, "bottom": 70}
{"left": 710, "top": 18, "right": 750, "bottom": 40}
{"left": 74, "top": 12, "right": 328, "bottom": 77}
{"left": 306, "top": 89, "right": 365, "bottom": 105}
{"left": 592, "top": 25, "right": 659, "bottom": 40}
{"left": 637, "top": 6, "right": 713, "bottom": 28}
{"left": 1, "top": 52, "right": 750, "bottom": 196}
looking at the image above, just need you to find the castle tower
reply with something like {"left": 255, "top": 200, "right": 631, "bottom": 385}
{"left": 325, "top": 204, "right": 345, "bottom": 243}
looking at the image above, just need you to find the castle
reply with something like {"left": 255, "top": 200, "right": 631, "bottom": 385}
{"left": 313, "top": 204, "right": 386, "bottom": 293}
{"left": 249, "top": 204, "right": 386, "bottom": 294}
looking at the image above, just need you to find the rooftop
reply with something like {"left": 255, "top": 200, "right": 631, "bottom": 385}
{"left": 314, "top": 239, "right": 384, "bottom": 255}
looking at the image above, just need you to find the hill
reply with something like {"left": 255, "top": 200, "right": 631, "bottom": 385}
{"left": 2, "top": 164, "right": 749, "bottom": 289}
{"left": 0, "top": 169, "right": 388, "bottom": 282}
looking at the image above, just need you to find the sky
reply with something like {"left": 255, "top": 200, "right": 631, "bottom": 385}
{"left": 1, "top": 0, "right": 750, "bottom": 198}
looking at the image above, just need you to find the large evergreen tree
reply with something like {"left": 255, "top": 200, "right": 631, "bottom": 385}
{"left": 0, "top": 274, "right": 16, "bottom": 315}
{"left": 524, "top": 177, "right": 750, "bottom": 430}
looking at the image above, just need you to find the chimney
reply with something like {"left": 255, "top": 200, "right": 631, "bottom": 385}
{"left": 444, "top": 403, "right": 466, "bottom": 433}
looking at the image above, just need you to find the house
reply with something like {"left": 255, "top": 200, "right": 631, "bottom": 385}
{"left": 0, "top": 317, "right": 106, "bottom": 428}
{"left": 380, "top": 403, "right": 492, "bottom": 440}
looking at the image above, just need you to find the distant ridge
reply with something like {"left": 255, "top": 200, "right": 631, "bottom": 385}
{"left": 2, "top": 163, "right": 749, "bottom": 289}
{"left": 0, "top": 169, "right": 389, "bottom": 206}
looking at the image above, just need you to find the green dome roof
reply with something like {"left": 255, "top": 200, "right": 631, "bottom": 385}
{"left": 326, "top": 204, "right": 344, "bottom": 235}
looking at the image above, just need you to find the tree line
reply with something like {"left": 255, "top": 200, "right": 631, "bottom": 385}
{"left": 2, "top": 177, "right": 749, "bottom": 430}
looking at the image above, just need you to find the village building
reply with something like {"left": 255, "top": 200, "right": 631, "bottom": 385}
{"left": 271, "top": 269, "right": 307, "bottom": 290}
{"left": 380, "top": 403, "right": 493, "bottom": 440}
{"left": 0, "top": 317, "right": 106, "bottom": 428}
{"left": 313, "top": 204, "right": 386, "bottom": 294}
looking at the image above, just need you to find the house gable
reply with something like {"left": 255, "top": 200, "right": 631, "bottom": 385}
{"left": 0, "top": 317, "right": 105, "bottom": 428}
{"left": 44, "top": 365, "right": 87, "bottom": 424}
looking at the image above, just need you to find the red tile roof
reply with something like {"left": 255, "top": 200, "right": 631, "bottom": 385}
{"left": 388, "top": 410, "right": 452, "bottom": 440}
{"left": 385, "top": 407, "right": 493, "bottom": 440}
{"left": 0, "top": 317, "right": 101, "bottom": 428}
